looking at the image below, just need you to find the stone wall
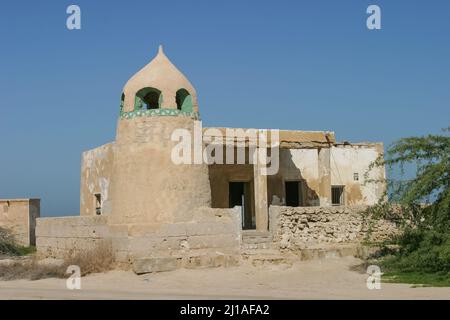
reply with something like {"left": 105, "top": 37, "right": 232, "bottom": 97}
{"left": 269, "top": 205, "right": 397, "bottom": 251}
{"left": 36, "top": 207, "right": 241, "bottom": 264}
{"left": 111, "top": 207, "right": 241, "bottom": 263}
{"left": 0, "top": 199, "right": 40, "bottom": 246}
{"left": 80, "top": 142, "right": 115, "bottom": 216}
{"left": 36, "top": 216, "right": 110, "bottom": 258}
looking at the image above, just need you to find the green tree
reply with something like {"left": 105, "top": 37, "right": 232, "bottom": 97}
{"left": 367, "top": 126, "right": 450, "bottom": 275}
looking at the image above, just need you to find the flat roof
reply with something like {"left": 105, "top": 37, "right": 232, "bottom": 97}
{"left": 203, "top": 127, "right": 335, "bottom": 148}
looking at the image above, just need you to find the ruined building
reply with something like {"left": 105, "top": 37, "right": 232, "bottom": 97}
{"left": 33, "top": 46, "right": 388, "bottom": 272}
{"left": 0, "top": 199, "right": 40, "bottom": 246}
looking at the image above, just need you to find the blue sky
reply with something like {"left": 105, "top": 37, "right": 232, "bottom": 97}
{"left": 0, "top": 0, "right": 449, "bottom": 216}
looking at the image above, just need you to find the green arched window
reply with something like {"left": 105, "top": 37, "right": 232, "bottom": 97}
{"left": 135, "top": 87, "right": 162, "bottom": 110}
{"left": 176, "top": 89, "right": 193, "bottom": 112}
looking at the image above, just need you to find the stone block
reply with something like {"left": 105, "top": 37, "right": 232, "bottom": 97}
{"left": 108, "top": 224, "right": 129, "bottom": 238}
{"left": 133, "top": 257, "right": 178, "bottom": 274}
{"left": 184, "top": 222, "right": 237, "bottom": 236}
{"left": 128, "top": 223, "right": 163, "bottom": 237}
{"left": 187, "top": 234, "right": 239, "bottom": 249}
{"left": 114, "top": 251, "right": 130, "bottom": 263}
{"left": 111, "top": 237, "right": 129, "bottom": 251}
{"left": 156, "top": 223, "right": 188, "bottom": 237}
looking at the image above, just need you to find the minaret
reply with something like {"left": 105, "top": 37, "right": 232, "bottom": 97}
{"left": 109, "top": 46, "right": 211, "bottom": 225}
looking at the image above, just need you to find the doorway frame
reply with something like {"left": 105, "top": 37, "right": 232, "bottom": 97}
{"left": 228, "top": 179, "right": 255, "bottom": 230}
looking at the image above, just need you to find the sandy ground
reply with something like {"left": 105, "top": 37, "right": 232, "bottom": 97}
{"left": 0, "top": 257, "right": 449, "bottom": 300}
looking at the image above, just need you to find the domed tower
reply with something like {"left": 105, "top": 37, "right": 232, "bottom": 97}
{"left": 109, "top": 46, "right": 211, "bottom": 225}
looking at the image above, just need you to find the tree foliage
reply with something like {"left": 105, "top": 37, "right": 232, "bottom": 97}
{"left": 367, "top": 126, "right": 450, "bottom": 274}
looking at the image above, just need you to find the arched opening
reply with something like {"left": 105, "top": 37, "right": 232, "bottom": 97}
{"left": 135, "top": 87, "right": 162, "bottom": 110}
{"left": 176, "top": 89, "right": 193, "bottom": 112}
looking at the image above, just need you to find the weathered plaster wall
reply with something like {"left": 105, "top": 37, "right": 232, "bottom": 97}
{"left": 110, "top": 117, "right": 211, "bottom": 225}
{"left": 0, "top": 199, "right": 40, "bottom": 246}
{"left": 80, "top": 143, "right": 115, "bottom": 216}
{"left": 268, "top": 144, "right": 385, "bottom": 207}
{"left": 330, "top": 144, "right": 385, "bottom": 205}
{"left": 208, "top": 143, "right": 385, "bottom": 213}
{"left": 208, "top": 164, "right": 254, "bottom": 208}
{"left": 208, "top": 148, "right": 324, "bottom": 209}
{"left": 318, "top": 147, "right": 332, "bottom": 206}
{"left": 268, "top": 149, "right": 321, "bottom": 206}
{"left": 269, "top": 205, "right": 397, "bottom": 251}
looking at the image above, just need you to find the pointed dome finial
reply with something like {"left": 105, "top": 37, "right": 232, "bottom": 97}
{"left": 122, "top": 45, "right": 198, "bottom": 113}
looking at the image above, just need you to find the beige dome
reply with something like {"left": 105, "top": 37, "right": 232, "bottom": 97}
{"left": 122, "top": 45, "right": 198, "bottom": 113}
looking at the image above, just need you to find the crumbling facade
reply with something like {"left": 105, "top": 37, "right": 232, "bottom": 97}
{"left": 0, "top": 199, "right": 40, "bottom": 246}
{"left": 35, "top": 46, "right": 387, "bottom": 270}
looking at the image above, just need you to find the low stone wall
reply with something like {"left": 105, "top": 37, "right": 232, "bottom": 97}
{"left": 36, "top": 216, "right": 110, "bottom": 258}
{"left": 36, "top": 207, "right": 242, "bottom": 264}
{"left": 112, "top": 207, "right": 242, "bottom": 263}
{"left": 269, "top": 205, "right": 398, "bottom": 251}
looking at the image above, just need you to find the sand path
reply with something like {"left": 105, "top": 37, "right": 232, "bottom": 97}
{"left": 1, "top": 257, "right": 449, "bottom": 299}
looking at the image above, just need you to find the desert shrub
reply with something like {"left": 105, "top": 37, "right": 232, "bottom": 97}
{"left": 63, "top": 241, "right": 114, "bottom": 276}
{"left": 380, "top": 229, "right": 450, "bottom": 274}
{"left": 0, "top": 259, "right": 65, "bottom": 281}
{"left": 0, "top": 241, "right": 115, "bottom": 280}
{"left": 0, "top": 227, "right": 38, "bottom": 257}
{"left": 0, "top": 227, "right": 21, "bottom": 255}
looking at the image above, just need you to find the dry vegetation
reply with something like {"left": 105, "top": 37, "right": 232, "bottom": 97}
{"left": 0, "top": 241, "right": 115, "bottom": 281}
{"left": 0, "top": 258, "right": 64, "bottom": 281}
{"left": 64, "top": 241, "right": 115, "bottom": 276}
{"left": 0, "top": 227, "right": 20, "bottom": 256}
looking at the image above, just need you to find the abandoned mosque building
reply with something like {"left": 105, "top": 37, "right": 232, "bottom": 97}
{"left": 2, "top": 46, "right": 393, "bottom": 272}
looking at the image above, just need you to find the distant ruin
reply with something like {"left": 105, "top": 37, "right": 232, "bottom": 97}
{"left": 0, "top": 199, "right": 40, "bottom": 246}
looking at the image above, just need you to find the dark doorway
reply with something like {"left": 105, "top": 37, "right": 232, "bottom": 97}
{"left": 331, "top": 186, "right": 345, "bottom": 205}
{"left": 285, "top": 181, "right": 300, "bottom": 207}
{"left": 229, "top": 182, "right": 254, "bottom": 229}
